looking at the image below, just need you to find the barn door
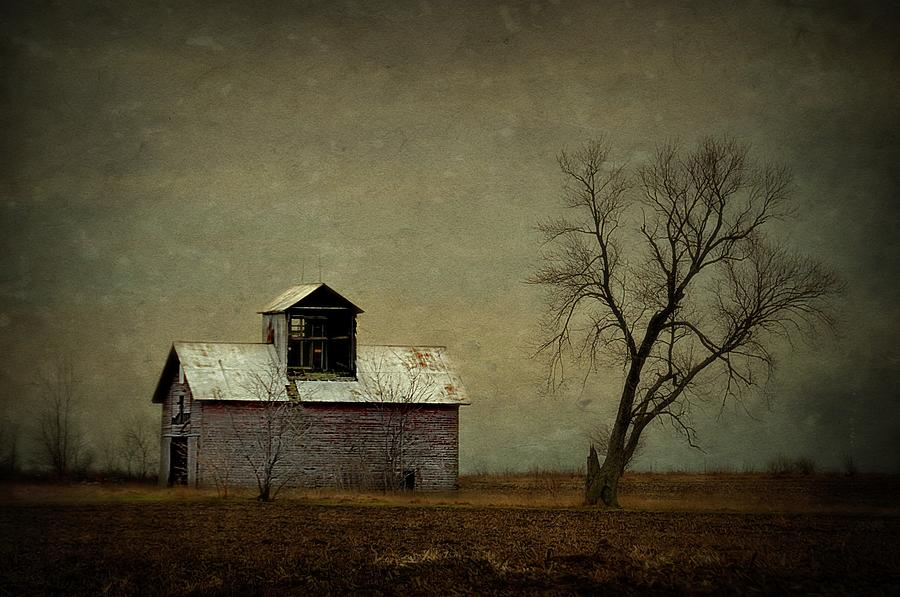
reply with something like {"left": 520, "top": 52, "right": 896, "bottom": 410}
{"left": 168, "top": 438, "right": 188, "bottom": 486}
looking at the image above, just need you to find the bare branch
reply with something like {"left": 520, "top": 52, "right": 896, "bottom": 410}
{"left": 229, "top": 361, "right": 309, "bottom": 501}
{"left": 531, "top": 135, "right": 842, "bottom": 507}
{"left": 355, "top": 348, "right": 438, "bottom": 491}
{"left": 33, "top": 358, "right": 90, "bottom": 477}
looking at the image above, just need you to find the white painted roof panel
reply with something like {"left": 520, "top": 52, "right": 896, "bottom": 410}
{"left": 174, "top": 343, "right": 469, "bottom": 405}
{"left": 174, "top": 342, "right": 283, "bottom": 402}
{"left": 258, "top": 283, "right": 323, "bottom": 313}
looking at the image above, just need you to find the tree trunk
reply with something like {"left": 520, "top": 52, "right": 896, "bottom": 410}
{"left": 585, "top": 445, "right": 623, "bottom": 508}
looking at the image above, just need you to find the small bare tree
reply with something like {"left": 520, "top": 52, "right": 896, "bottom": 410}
{"left": 357, "top": 349, "right": 437, "bottom": 491}
{"left": 34, "top": 358, "right": 90, "bottom": 477}
{"left": 231, "top": 362, "right": 308, "bottom": 501}
{"left": 119, "top": 414, "right": 158, "bottom": 481}
{"left": 0, "top": 418, "right": 20, "bottom": 478}
{"left": 530, "top": 137, "right": 841, "bottom": 507}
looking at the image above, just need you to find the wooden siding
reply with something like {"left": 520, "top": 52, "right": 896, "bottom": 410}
{"left": 158, "top": 370, "right": 201, "bottom": 486}
{"left": 262, "top": 313, "right": 287, "bottom": 363}
{"left": 196, "top": 402, "right": 459, "bottom": 491}
{"left": 160, "top": 369, "right": 199, "bottom": 437}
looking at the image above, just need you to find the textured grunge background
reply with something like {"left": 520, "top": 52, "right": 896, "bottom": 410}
{"left": 1, "top": 1, "right": 898, "bottom": 472}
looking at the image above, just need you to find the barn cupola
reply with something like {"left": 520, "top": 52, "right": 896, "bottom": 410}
{"left": 258, "top": 283, "right": 363, "bottom": 380}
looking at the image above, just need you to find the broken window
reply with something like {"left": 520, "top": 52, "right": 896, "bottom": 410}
{"left": 285, "top": 310, "right": 355, "bottom": 377}
{"left": 288, "top": 316, "right": 329, "bottom": 371}
{"left": 172, "top": 393, "right": 190, "bottom": 425}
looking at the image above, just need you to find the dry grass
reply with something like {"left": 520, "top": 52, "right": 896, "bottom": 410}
{"left": 4, "top": 472, "right": 899, "bottom": 514}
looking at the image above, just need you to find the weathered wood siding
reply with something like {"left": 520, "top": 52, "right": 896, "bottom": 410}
{"left": 196, "top": 402, "right": 460, "bottom": 491}
{"left": 160, "top": 369, "right": 200, "bottom": 437}
{"left": 158, "top": 370, "right": 202, "bottom": 486}
{"left": 261, "top": 313, "right": 287, "bottom": 363}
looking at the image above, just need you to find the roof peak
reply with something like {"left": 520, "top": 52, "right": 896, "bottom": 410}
{"left": 258, "top": 283, "right": 363, "bottom": 314}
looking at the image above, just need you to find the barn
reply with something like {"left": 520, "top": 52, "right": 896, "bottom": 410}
{"left": 152, "top": 283, "right": 469, "bottom": 492}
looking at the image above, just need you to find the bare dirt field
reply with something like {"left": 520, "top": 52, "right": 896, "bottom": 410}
{"left": 1, "top": 473, "right": 898, "bottom": 595}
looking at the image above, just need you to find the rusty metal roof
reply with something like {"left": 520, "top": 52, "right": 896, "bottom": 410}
{"left": 166, "top": 342, "right": 469, "bottom": 405}
{"left": 258, "top": 283, "right": 364, "bottom": 314}
{"left": 299, "top": 345, "right": 470, "bottom": 405}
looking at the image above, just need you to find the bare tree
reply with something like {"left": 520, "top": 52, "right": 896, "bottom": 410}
{"left": 34, "top": 358, "right": 90, "bottom": 477}
{"left": 119, "top": 414, "right": 158, "bottom": 481}
{"left": 231, "top": 362, "right": 308, "bottom": 501}
{"left": 530, "top": 137, "right": 841, "bottom": 507}
{"left": 356, "top": 349, "right": 437, "bottom": 491}
{"left": 0, "top": 418, "right": 20, "bottom": 478}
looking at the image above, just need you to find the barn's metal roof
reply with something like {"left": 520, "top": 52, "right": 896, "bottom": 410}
{"left": 259, "top": 284, "right": 322, "bottom": 313}
{"left": 167, "top": 342, "right": 469, "bottom": 405}
{"left": 258, "top": 283, "right": 364, "bottom": 314}
{"left": 299, "top": 345, "right": 470, "bottom": 405}
{"left": 172, "top": 342, "right": 283, "bottom": 402}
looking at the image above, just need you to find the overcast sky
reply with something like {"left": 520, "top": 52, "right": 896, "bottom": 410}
{"left": 2, "top": 0, "right": 898, "bottom": 473}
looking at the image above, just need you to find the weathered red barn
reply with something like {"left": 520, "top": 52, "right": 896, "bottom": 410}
{"left": 152, "top": 284, "right": 469, "bottom": 491}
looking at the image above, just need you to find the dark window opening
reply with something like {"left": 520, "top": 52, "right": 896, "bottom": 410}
{"left": 288, "top": 316, "right": 328, "bottom": 370}
{"left": 287, "top": 313, "right": 354, "bottom": 377}
{"left": 402, "top": 469, "right": 416, "bottom": 491}
{"left": 172, "top": 394, "right": 190, "bottom": 425}
{"left": 168, "top": 438, "right": 188, "bottom": 486}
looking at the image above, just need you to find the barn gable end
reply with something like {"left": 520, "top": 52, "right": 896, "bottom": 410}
{"left": 155, "top": 352, "right": 201, "bottom": 487}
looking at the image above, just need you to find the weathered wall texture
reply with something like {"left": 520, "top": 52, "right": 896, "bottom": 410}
{"left": 159, "top": 371, "right": 200, "bottom": 486}
{"left": 261, "top": 313, "right": 287, "bottom": 364}
{"left": 192, "top": 401, "right": 460, "bottom": 491}
{"left": 160, "top": 371, "right": 199, "bottom": 437}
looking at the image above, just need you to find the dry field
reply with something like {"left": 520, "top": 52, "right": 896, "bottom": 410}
{"left": 1, "top": 473, "right": 898, "bottom": 595}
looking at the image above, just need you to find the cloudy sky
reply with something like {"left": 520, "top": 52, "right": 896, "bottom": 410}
{"left": 2, "top": 0, "right": 898, "bottom": 473}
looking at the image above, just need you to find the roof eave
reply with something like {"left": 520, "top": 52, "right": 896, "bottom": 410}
{"left": 151, "top": 345, "right": 178, "bottom": 404}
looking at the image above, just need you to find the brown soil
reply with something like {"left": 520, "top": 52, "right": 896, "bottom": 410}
{"left": 1, "top": 474, "right": 898, "bottom": 595}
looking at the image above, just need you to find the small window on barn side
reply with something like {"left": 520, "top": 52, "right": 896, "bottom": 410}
{"left": 172, "top": 393, "right": 190, "bottom": 426}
